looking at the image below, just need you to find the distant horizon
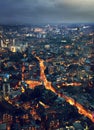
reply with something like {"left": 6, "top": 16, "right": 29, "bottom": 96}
{"left": 0, "top": 22, "right": 94, "bottom": 27}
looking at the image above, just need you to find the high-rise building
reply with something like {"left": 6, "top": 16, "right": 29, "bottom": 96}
{"left": 2, "top": 74, "right": 10, "bottom": 98}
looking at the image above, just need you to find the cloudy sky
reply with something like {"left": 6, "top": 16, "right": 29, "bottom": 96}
{"left": 0, "top": 0, "right": 94, "bottom": 24}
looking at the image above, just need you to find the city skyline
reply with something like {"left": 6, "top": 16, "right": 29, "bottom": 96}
{"left": 0, "top": 0, "right": 94, "bottom": 24}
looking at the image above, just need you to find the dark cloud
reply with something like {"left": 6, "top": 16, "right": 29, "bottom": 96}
{"left": 0, "top": 0, "right": 94, "bottom": 24}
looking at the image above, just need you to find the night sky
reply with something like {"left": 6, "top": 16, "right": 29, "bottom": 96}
{"left": 0, "top": 0, "right": 94, "bottom": 24}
